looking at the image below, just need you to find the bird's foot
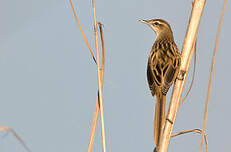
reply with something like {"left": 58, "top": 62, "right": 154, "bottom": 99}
{"left": 177, "top": 70, "right": 186, "bottom": 80}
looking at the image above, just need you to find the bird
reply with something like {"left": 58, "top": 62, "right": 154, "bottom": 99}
{"left": 139, "top": 19, "right": 181, "bottom": 150}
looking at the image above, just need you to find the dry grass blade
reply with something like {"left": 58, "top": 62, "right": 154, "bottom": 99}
{"left": 92, "top": 0, "right": 106, "bottom": 151}
{"left": 158, "top": 0, "right": 206, "bottom": 151}
{"left": 69, "top": 0, "right": 97, "bottom": 63}
{"left": 0, "top": 127, "right": 32, "bottom": 152}
{"left": 171, "top": 129, "right": 208, "bottom": 152}
{"left": 200, "top": 0, "right": 228, "bottom": 151}
{"left": 69, "top": 0, "right": 106, "bottom": 151}
{"left": 180, "top": 40, "right": 197, "bottom": 105}
{"left": 88, "top": 23, "right": 106, "bottom": 152}
{"left": 88, "top": 97, "right": 100, "bottom": 152}
{"left": 98, "top": 22, "right": 105, "bottom": 80}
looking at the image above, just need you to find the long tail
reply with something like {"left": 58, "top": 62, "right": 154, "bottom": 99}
{"left": 154, "top": 93, "right": 166, "bottom": 148}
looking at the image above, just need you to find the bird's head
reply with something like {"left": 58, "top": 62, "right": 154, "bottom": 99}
{"left": 139, "top": 19, "right": 173, "bottom": 39}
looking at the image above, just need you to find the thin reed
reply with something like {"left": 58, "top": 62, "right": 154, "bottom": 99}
{"left": 171, "top": 129, "right": 208, "bottom": 152}
{"left": 88, "top": 23, "right": 106, "bottom": 152}
{"left": 69, "top": 0, "right": 96, "bottom": 63}
{"left": 92, "top": 0, "right": 107, "bottom": 151}
{"left": 69, "top": 0, "right": 107, "bottom": 151}
{"left": 200, "top": 0, "right": 228, "bottom": 151}
{"left": 158, "top": 0, "right": 206, "bottom": 151}
{"left": 0, "top": 127, "right": 31, "bottom": 152}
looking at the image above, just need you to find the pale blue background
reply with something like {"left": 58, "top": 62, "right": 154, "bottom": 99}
{"left": 0, "top": 0, "right": 230, "bottom": 152}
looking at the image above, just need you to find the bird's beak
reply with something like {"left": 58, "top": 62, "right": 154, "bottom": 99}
{"left": 139, "top": 19, "right": 149, "bottom": 24}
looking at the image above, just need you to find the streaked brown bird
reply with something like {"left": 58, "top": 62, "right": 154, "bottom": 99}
{"left": 140, "top": 19, "right": 181, "bottom": 150}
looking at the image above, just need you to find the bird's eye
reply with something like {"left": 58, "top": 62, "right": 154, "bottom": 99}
{"left": 153, "top": 22, "right": 159, "bottom": 26}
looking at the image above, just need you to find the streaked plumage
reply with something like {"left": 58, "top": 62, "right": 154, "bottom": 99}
{"left": 140, "top": 19, "right": 181, "bottom": 149}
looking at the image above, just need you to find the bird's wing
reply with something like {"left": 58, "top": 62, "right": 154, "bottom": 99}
{"left": 147, "top": 51, "right": 163, "bottom": 96}
{"left": 147, "top": 44, "right": 181, "bottom": 95}
{"left": 161, "top": 46, "right": 181, "bottom": 95}
{"left": 147, "top": 60, "right": 156, "bottom": 96}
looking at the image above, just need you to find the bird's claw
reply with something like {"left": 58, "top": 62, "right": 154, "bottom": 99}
{"left": 177, "top": 70, "right": 186, "bottom": 80}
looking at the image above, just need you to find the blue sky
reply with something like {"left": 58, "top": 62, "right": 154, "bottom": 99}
{"left": 0, "top": 0, "right": 230, "bottom": 152}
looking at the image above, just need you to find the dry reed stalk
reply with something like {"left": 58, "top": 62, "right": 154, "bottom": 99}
{"left": 88, "top": 98, "right": 100, "bottom": 152}
{"left": 98, "top": 22, "right": 105, "bottom": 80}
{"left": 69, "top": 1, "right": 106, "bottom": 151}
{"left": 69, "top": 0, "right": 96, "bottom": 63}
{"left": 199, "top": 0, "right": 228, "bottom": 151}
{"left": 180, "top": 40, "right": 197, "bottom": 105}
{"left": 158, "top": 0, "right": 206, "bottom": 152}
{"left": 69, "top": 0, "right": 98, "bottom": 150}
{"left": 0, "top": 127, "right": 31, "bottom": 152}
{"left": 92, "top": 0, "right": 107, "bottom": 151}
{"left": 88, "top": 23, "right": 106, "bottom": 152}
{"left": 171, "top": 129, "right": 208, "bottom": 152}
